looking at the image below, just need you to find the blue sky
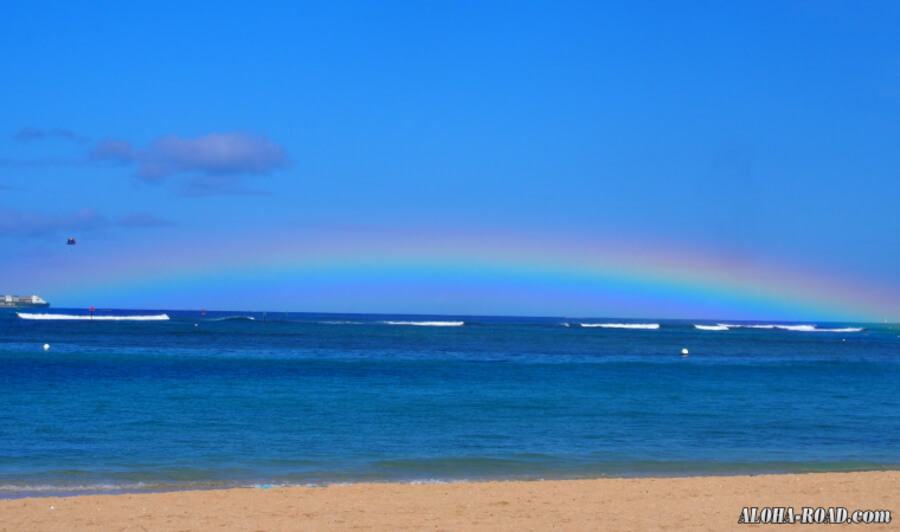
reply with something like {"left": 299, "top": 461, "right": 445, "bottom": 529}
{"left": 1, "top": 1, "right": 898, "bottom": 320}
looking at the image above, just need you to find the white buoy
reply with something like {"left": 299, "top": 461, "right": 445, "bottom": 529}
{"left": 681, "top": 348, "right": 689, "bottom": 356}
{"left": 43, "top": 343, "right": 50, "bottom": 351}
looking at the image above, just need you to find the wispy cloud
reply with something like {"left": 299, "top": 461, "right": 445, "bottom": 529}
{"left": 0, "top": 157, "right": 92, "bottom": 168}
{"left": 91, "top": 132, "right": 288, "bottom": 182}
{"left": 116, "top": 213, "right": 177, "bottom": 227}
{"left": 13, "top": 127, "right": 90, "bottom": 144}
{"left": 179, "top": 175, "right": 271, "bottom": 197}
{"left": 0, "top": 207, "right": 177, "bottom": 238}
{"left": 283, "top": 221, "right": 395, "bottom": 234}
{"left": 4, "top": 129, "right": 287, "bottom": 196}
{"left": 0, "top": 207, "right": 107, "bottom": 238}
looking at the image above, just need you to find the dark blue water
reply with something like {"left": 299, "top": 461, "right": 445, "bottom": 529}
{"left": 1, "top": 309, "right": 898, "bottom": 497}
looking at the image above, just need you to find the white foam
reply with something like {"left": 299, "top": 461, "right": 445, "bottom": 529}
{"left": 17, "top": 313, "right": 170, "bottom": 321}
{"left": 406, "top": 479, "right": 468, "bottom": 485}
{"left": 0, "top": 482, "right": 151, "bottom": 493}
{"left": 774, "top": 324, "right": 863, "bottom": 333}
{"left": 580, "top": 323, "right": 660, "bottom": 329}
{"left": 319, "top": 320, "right": 364, "bottom": 325}
{"left": 209, "top": 316, "right": 256, "bottom": 321}
{"left": 774, "top": 324, "right": 818, "bottom": 332}
{"left": 694, "top": 324, "right": 730, "bottom": 331}
{"left": 721, "top": 323, "right": 863, "bottom": 333}
{"left": 380, "top": 321, "right": 465, "bottom": 327}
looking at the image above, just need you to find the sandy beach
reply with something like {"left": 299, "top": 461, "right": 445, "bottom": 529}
{"left": 1, "top": 471, "right": 896, "bottom": 531}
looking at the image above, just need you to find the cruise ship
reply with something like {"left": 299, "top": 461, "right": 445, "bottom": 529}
{"left": 1, "top": 294, "right": 50, "bottom": 309}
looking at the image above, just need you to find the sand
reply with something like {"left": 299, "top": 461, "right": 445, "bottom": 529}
{"left": 1, "top": 471, "right": 896, "bottom": 531}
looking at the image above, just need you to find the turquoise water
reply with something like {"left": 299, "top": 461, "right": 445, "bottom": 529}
{"left": 1, "top": 310, "right": 898, "bottom": 497}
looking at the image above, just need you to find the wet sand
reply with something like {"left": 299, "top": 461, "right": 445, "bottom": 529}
{"left": 1, "top": 471, "right": 897, "bottom": 531}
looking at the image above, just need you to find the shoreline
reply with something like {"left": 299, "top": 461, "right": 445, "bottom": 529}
{"left": 0, "top": 464, "right": 900, "bottom": 500}
{"left": 5, "top": 465, "right": 898, "bottom": 500}
{"left": 2, "top": 471, "right": 897, "bottom": 530}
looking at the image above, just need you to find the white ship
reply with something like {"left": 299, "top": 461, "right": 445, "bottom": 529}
{"left": 1, "top": 294, "right": 51, "bottom": 309}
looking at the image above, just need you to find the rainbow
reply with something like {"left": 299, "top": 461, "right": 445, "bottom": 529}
{"left": 38, "top": 226, "right": 896, "bottom": 321}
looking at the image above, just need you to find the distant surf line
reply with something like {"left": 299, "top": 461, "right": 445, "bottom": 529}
{"left": 379, "top": 321, "right": 465, "bottom": 327}
{"left": 579, "top": 323, "right": 660, "bottom": 330}
{"left": 17, "top": 313, "right": 170, "bottom": 321}
{"left": 694, "top": 324, "right": 730, "bottom": 331}
{"left": 695, "top": 324, "right": 863, "bottom": 333}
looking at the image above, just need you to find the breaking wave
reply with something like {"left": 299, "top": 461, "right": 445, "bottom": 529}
{"left": 17, "top": 313, "right": 170, "bottom": 321}
{"left": 695, "top": 324, "right": 730, "bottom": 331}
{"left": 0, "top": 482, "right": 154, "bottom": 494}
{"left": 380, "top": 321, "right": 465, "bottom": 327}
{"left": 580, "top": 323, "right": 660, "bottom": 330}
{"left": 774, "top": 324, "right": 818, "bottom": 332}
{"left": 721, "top": 324, "right": 863, "bottom": 333}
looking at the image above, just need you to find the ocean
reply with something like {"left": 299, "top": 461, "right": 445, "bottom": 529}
{"left": 1, "top": 309, "right": 898, "bottom": 498}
